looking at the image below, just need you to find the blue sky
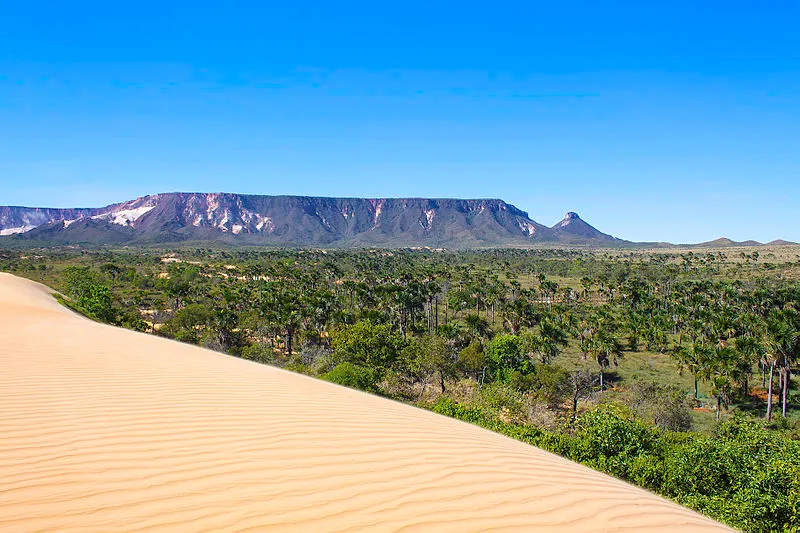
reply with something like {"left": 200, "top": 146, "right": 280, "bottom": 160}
{"left": 1, "top": 1, "right": 798, "bottom": 243}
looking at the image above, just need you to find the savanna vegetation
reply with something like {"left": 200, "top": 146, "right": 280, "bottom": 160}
{"left": 3, "top": 245, "right": 800, "bottom": 531}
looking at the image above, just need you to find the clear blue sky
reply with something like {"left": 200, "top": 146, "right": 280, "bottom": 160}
{"left": 1, "top": 1, "right": 798, "bottom": 243}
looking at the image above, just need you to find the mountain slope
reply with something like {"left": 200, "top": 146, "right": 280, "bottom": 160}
{"left": 550, "top": 212, "right": 623, "bottom": 244}
{"left": 1, "top": 193, "right": 588, "bottom": 247}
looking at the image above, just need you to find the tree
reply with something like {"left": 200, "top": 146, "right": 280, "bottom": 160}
{"left": 701, "top": 344, "right": 740, "bottom": 421}
{"left": 501, "top": 294, "right": 540, "bottom": 334}
{"left": 733, "top": 335, "right": 762, "bottom": 395}
{"left": 579, "top": 315, "right": 623, "bottom": 391}
{"left": 264, "top": 281, "right": 305, "bottom": 357}
{"left": 331, "top": 320, "right": 406, "bottom": 373}
{"left": 160, "top": 303, "right": 212, "bottom": 344}
{"left": 672, "top": 342, "right": 709, "bottom": 402}
{"left": 630, "top": 381, "right": 692, "bottom": 431}
{"left": 403, "top": 334, "right": 455, "bottom": 395}
{"left": 98, "top": 262, "right": 122, "bottom": 287}
{"left": 568, "top": 369, "right": 594, "bottom": 419}
{"left": 464, "top": 313, "right": 492, "bottom": 341}
{"left": 161, "top": 264, "right": 199, "bottom": 310}
{"left": 458, "top": 340, "right": 487, "bottom": 385}
{"left": 522, "top": 319, "right": 568, "bottom": 365}
{"left": 62, "top": 266, "right": 116, "bottom": 323}
{"left": 764, "top": 315, "right": 799, "bottom": 419}
{"left": 485, "top": 334, "right": 529, "bottom": 382}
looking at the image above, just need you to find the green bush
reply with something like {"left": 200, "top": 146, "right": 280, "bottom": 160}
{"left": 331, "top": 321, "right": 406, "bottom": 372}
{"left": 485, "top": 334, "right": 531, "bottom": 382}
{"left": 324, "top": 362, "right": 379, "bottom": 392}
{"left": 62, "top": 266, "right": 116, "bottom": 322}
{"left": 475, "top": 382, "right": 528, "bottom": 422}
{"left": 432, "top": 397, "right": 490, "bottom": 425}
{"left": 240, "top": 343, "right": 276, "bottom": 365}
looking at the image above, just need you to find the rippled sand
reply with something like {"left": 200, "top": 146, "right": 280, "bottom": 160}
{"left": 0, "top": 273, "right": 731, "bottom": 532}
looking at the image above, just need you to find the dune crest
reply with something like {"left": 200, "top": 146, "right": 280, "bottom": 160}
{"left": 0, "top": 273, "right": 730, "bottom": 532}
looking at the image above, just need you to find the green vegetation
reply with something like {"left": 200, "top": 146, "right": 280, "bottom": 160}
{"left": 434, "top": 401, "right": 800, "bottom": 532}
{"left": 3, "top": 245, "right": 800, "bottom": 531}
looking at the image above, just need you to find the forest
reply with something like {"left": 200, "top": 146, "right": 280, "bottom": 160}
{"left": 3, "top": 245, "right": 799, "bottom": 532}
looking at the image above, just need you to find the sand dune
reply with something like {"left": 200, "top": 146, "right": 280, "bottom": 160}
{"left": 0, "top": 273, "right": 731, "bottom": 532}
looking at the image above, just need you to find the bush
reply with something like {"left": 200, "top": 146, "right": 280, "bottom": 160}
{"left": 331, "top": 321, "right": 406, "bottom": 372}
{"left": 240, "top": 343, "right": 276, "bottom": 365}
{"left": 431, "top": 397, "right": 490, "bottom": 425}
{"left": 324, "top": 362, "right": 380, "bottom": 392}
{"left": 575, "top": 405, "right": 659, "bottom": 463}
{"left": 62, "top": 266, "right": 116, "bottom": 322}
{"left": 485, "top": 334, "right": 530, "bottom": 382}
{"left": 630, "top": 380, "right": 693, "bottom": 432}
{"left": 528, "top": 364, "right": 572, "bottom": 407}
{"left": 476, "top": 382, "right": 529, "bottom": 423}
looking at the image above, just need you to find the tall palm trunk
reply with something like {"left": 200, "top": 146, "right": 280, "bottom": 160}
{"left": 767, "top": 361, "right": 775, "bottom": 420}
{"left": 782, "top": 366, "right": 790, "bottom": 418}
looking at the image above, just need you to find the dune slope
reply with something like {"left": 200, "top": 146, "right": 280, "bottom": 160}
{"left": 0, "top": 273, "right": 731, "bottom": 532}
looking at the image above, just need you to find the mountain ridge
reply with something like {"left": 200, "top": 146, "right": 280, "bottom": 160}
{"left": 0, "top": 192, "right": 573, "bottom": 247}
{"left": 0, "top": 192, "right": 789, "bottom": 248}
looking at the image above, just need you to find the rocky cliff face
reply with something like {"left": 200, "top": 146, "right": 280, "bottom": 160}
{"left": 0, "top": 206, "right": 95, "bottom": 236}
{"left": 0, "top": 193, "right": 624, "bottom": 247}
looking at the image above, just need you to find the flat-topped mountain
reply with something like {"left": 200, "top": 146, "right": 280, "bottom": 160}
{"left": 0, "top": 193, "right": 620, "bottom": 247}
{"left": 1, "top": 193, "right": 790, "bottom": 248}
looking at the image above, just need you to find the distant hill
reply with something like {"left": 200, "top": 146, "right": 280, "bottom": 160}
{"left": 694, "top": 238, "right": 764, "bottom": 248}
{"left": 0, "top": 193, "right": 626, "bottom": 248}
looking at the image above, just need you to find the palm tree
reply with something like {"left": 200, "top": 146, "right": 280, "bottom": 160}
{"left": 732, "top": 335, "right": 763, "bottom": 396}
{"left": 524, "top": 319, "right": 568, "bottom": 365}
{"left": 464, "top": 313, "right": 492, "bottom": 341}
{"left": 501, "top": 292, "right": 539, "bottom": 334}
{"left": 580, "top": 324, "right": 623, "bottom": 390}
{"left": 672, "top": 342, "right": 708, "bottom": 402}
{"left": 579, "top": 276, "right": 594, "bottom": 301}
{"left": 764, "top": 315, "right": 799, "bottom": 419}
{"left": 702, "top": 344, "right": 740, "bottom": 421}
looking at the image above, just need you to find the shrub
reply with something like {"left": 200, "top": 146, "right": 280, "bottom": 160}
{"left": 240, "top": 343, "right": 277, "bottom": 365}
{"left": 324, "top": 362, "right": 379, "bottom": 392}
{"left": 485, "top": 334, "right": 530, "bottom": 382}
{"left": 331, "top": 321, "right": 405, "bottom": 372}
{"left": 630, "top": 380, "right": 693, "bottom": 432}
{"left": 62, "top": 266, "right": 116, "bottom": 322}
{"left": 476, "top": 382, "right": 529, "bottom": 423}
